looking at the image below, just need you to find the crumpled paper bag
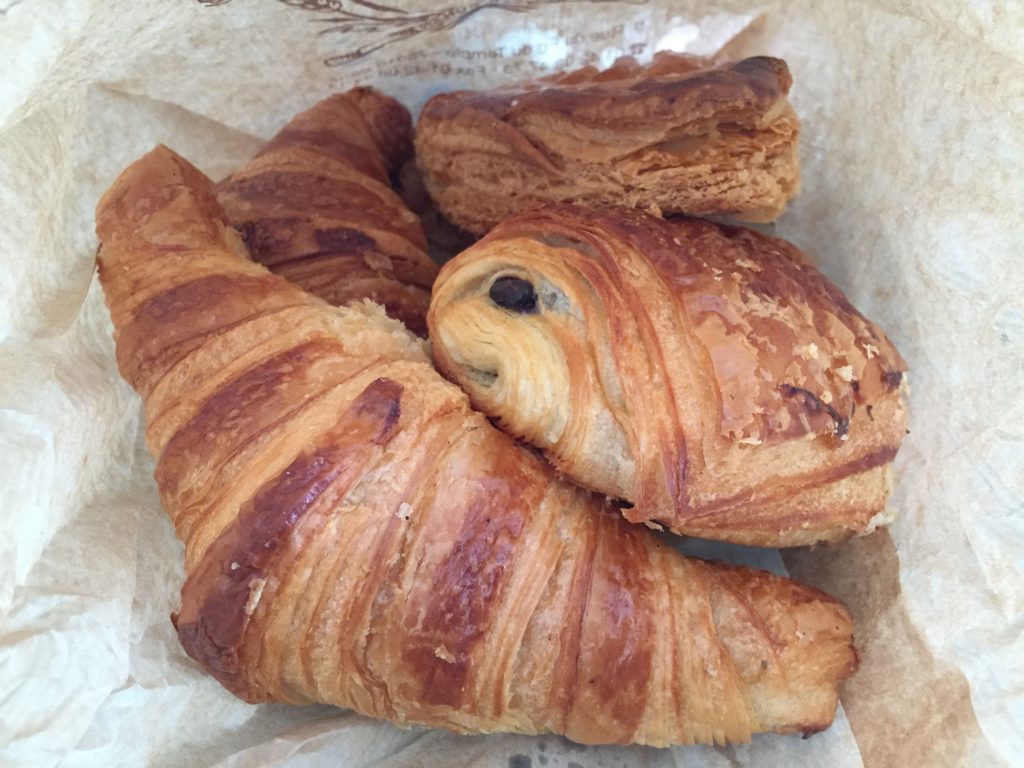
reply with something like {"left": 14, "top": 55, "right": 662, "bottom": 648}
{"left": 0, "top": 1, "right": 1020, "bottom": 766}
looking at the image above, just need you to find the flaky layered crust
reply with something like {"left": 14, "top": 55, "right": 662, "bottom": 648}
{"left": 429, "top": 207, "right": 908, "bottom": 547}
{"left": 217, "top": 89, "right": 438, "bottom": 335}
{"left": 415, "top": 53, "right": 800, "bottom": 235}
{"left": 96, "top": 146, "right": 856, "bottom": 746}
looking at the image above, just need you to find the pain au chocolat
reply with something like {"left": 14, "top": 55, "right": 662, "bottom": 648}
{"left": 429, "top": 206, "right": 908, "bottom": 547}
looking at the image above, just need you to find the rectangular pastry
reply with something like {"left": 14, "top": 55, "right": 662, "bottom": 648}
{"left": 416, "top": 53, "right": 800, "bottom": 235}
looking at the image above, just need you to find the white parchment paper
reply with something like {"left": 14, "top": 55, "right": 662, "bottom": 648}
{"left": 1, "top": 1, "right": 1021, "bottom": 766}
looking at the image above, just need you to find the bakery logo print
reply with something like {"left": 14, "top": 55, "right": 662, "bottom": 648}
{"left": 194, "top": 0, "right": 647, "bottom": 65}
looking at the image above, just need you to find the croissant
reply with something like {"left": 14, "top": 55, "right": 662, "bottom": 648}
{"left": 96, "top": 145, "right": 857, "bottom": 746}
{"left": 428, "top": 206, "right": 909, "bottom": 547}
{"left": 415, "top": 53, "right": 799, "bottom": 236}
{"left": 217, "top": 88, "right": 439, "bottom": 335}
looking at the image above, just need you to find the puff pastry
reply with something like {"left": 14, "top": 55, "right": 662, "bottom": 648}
{"left": 415, "top": 53, "right": 799, "bottom": 235}
{"left": 218, "top": 89, "right": 439, "bottom": 335}
{"left": 95, "top": 146, "right": 857, "bottom": 746}
{"left": 429, "top": 206, "right": 909, "bottom": 547}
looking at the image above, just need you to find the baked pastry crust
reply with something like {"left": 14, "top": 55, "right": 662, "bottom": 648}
{"left": 95, "top": 146, "right": 856, "bottom": 746}
{"left": 416, "top": 53, "right": 799, "bottom": 235}
{"left": 429, "top": 206, "right": 908, "bottom": 547}
{"left": 218, "top": 89, "right": 438, "bottom": 335}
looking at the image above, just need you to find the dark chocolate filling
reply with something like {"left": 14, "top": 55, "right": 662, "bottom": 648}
{"left": 489, "top": 276, "right": 537, "bottom": 314}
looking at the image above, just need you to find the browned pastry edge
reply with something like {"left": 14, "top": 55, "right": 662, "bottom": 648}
{"left": 421, "top": 55, "right": 791, "bottom": 125}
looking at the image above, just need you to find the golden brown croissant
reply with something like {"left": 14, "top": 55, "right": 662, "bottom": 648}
{"left": 415, "top": 53, "right": 799, "bottom": 236}
{"left": 96, "top": 146, "right": 857, "bottom": 746}
{"left": 429, "top": 206, "right": 909, "bottom": 547}
{"left": 217, "top": 89, "right": 439, "bottom": 335}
